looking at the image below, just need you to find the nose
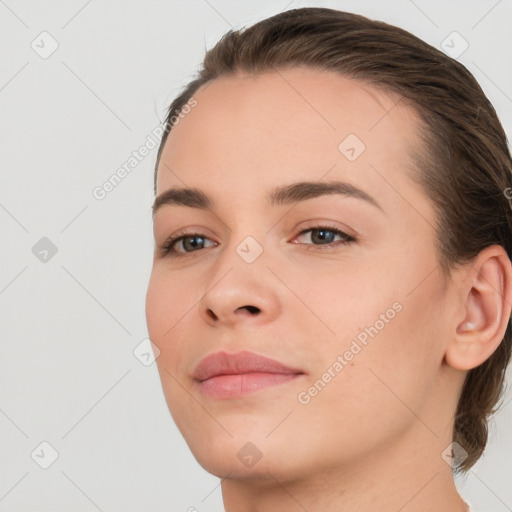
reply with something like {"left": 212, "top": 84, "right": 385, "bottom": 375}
{"left": 197, "top": 250, "right": 281, "bottom": 328}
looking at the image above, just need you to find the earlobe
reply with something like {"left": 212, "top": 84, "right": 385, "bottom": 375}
{"left": 445, "top": 246, "right": 512, "bottom": 371}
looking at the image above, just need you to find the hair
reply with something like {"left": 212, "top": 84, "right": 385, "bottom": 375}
{"left": 153, "top": 7, "right": 512, "bottom": 473}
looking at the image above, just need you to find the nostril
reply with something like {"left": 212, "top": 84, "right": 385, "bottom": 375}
{"left": 207, "top": 309, "right": 218, "bottom": 320}
{"left": 240, "top": 305, "right": 260, "bottom": 314}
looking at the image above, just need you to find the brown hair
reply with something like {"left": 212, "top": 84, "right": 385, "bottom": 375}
{"left": 154, "top": 7, "right": 512, "bottom": 473}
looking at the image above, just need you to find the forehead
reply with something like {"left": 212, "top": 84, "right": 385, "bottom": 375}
{"left": 157, "top": 67, "right": 425, "bottom": 214}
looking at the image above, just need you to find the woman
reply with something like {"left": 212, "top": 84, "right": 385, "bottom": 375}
{"left": 146, "top": 8, "right": 512, "bottom": 511}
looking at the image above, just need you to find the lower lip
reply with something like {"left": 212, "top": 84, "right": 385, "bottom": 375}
{"left": 197, "top": 372, "right": 302, "bottom": 398}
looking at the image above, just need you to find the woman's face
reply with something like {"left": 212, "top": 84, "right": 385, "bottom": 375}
{"left": 146, "top": 68, "right": 460, "bottom": 482}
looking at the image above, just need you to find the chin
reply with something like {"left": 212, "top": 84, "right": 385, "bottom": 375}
{"left": 181, "top": 426, "right": 312, "bottom": 484}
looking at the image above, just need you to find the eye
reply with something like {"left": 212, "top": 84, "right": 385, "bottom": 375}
{"left": 159, "top": 224, "right": 355, "bottom": 258}
{"left": 292, "top": 225, "right": 355, "bottom": 249}
{"left": 160, "top": 232, "right": 217, "bottom": 257}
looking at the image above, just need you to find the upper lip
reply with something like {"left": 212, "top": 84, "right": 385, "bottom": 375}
{"left": 192, "top": 350, "right": 304, "bottom": 382}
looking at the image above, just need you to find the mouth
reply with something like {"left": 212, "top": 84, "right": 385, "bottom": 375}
{"left": 192, "top": 350, "right": 305, "bottom": 399}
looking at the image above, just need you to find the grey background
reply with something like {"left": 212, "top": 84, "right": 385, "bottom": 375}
{"left": 1, "top": 0, "right": 511, "bottom": 510}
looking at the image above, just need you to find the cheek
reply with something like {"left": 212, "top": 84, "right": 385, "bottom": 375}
{"left": 146, "top": 267, "right": 194, "bottom": 331}
{"left": 146, "top": 271, "right": 198, "bottom": 425}
{"left": 347, "top": 287, "right": 441, "bottom": 417}
{"left": 288, "top": 263, "right": 401, "bottom": 348}
{"left": 304, "top": 269, "right": 442, "bottom": 422}
{"left": 145, "top": 269, "right": 195, "bottom": 371}
{"left": 145, "top": 270, "right": 171, "bottom": 338}
{"left": 302, "top": 303, "right": 437, "bottom": 448}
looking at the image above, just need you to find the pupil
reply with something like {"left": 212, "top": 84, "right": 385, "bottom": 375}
{"left": 313, "top": 229, "right": 334, "bottom": 244}
{"left": 185, "top": 236, "right": 203, "bottom": 251}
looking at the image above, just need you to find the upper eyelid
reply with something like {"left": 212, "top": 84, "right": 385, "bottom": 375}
{"left": 160, "top": 220, "right": 354, "bottom": 240}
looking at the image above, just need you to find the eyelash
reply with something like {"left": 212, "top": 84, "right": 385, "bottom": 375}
{"left": 159, "top": 224, "right": 356, "bottom": 258}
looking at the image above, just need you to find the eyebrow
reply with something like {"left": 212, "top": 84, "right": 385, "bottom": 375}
{"left": 152, "top": 180, "right": 383, "bottom": 216}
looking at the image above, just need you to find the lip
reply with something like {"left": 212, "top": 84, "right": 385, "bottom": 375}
{"left": 193, "top": 350, "right": 304, "bottom": 398}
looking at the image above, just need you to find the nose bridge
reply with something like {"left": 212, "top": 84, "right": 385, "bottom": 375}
{"left": 214, "top": 212, "right": 270, "bottom": 273}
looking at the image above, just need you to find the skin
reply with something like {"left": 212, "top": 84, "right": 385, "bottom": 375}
{"left": 145, "top": 67, "right": 512, "bottom": 511}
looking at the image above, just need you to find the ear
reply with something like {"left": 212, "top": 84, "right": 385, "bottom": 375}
{"left": 445, "top": 245, "right": 512, "bottom": 370}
